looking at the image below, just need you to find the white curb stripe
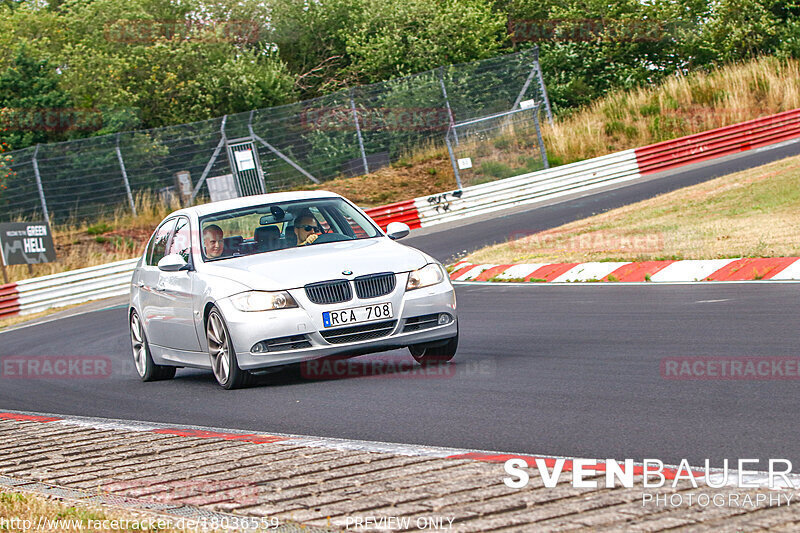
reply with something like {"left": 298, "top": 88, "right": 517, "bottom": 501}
{"left": 454, "top": 264, "right": 498, "bottom": 281}
{"left": 769, "top": 258, "right": 800, "bottom": 280}
{"left": 649, "top": 259, "right": 739, "bottom": 282}
{"left": 551, "top": 262, "right": 631, "bottom": 282}
{"left": 494, "top": 263, "right": 547, "bottom": 280}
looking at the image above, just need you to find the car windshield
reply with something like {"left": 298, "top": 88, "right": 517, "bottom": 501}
{"left": 199, "top": 198, "right": 381, "bottom": 261}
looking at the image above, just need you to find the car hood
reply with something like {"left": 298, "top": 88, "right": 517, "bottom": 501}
{"left": 199, "top": 237, "right": 429, "bottom": 291}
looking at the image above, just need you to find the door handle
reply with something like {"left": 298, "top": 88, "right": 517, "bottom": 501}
{"left": 155, "top": 285, "right": 166, "bottom": 292}
{"left": 136, "top": 281, "right": 145, "bottom": 288}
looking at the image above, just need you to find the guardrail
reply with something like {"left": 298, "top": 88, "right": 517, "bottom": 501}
{"left": 3, "top": 108, "right": 800, "bottom": 320}
{"left": 635, "top": 108, "right": 800, "bottom": 175}
{"left": 0, "top": 258, "right": 137, "bottom": 319}
{"left": 368, "top": 107, "right": 800, "bottom": 230}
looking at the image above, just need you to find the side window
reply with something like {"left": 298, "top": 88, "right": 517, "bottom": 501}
{"left": 147, "top": 219, "right": 176, "bottom": 267}
{"left": 309, "top": 207, "right": 331, "bottom": 232}
{"left": 167, "top": 217, "right": 191, "bottom": 262}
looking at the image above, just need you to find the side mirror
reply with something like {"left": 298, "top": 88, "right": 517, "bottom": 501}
{"left": 386, "top": 221, "right": 410, "bottom": 240}
{"left": 158, "top": 254, "right": 189, "bottom": 272}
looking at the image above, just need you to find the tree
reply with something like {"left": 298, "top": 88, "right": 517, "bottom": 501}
{"left": 0, "top": 49, "right": 72, "bottom": 149}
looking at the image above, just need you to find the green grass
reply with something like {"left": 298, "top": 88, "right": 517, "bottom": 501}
{"left": 463, "top": 154, "right": 800, "bottom": 265}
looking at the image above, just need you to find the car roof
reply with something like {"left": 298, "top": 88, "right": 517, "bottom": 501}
{"left": 167, "top": 190, "right": 344, "bottom": 219}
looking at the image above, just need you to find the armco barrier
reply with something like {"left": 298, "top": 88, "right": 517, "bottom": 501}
{"left": 0, "top": 258, "right": 138, "bottom": 319}
{"left": 364, "top": 199, "right": 421, "bottom": 230}
{"left": 3, "top": 108, "right": 800, "bottom": 318}
{"left": 410, "top": 107, "right": 800, "bottom": 228}
{"left": 415, "top": 149, "right": 640, "bottom": 227}
{"left": 0, "top": 284, "right": 20, "bottom": 319}
{"left": 635, "top": 108, "right": 800, "bottom": 174}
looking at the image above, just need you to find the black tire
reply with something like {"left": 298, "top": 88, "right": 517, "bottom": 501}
{"left": 206, "top": 308, "right": 252, "bottom": 390}
{"left": 130, "top": 310, "right": 176, "bottom": 382}
{"left": 409, "top": 330, "right": 458, "bottom": 366}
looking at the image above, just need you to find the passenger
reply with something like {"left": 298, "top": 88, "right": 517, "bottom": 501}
{"left": 293, "top": 210, "right": 322, "bottom": 246}
{"left": 203, "top": 224, "right": 224, "bottom": 258}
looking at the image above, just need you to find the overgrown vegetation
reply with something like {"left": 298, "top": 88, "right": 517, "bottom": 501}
{"left": 3, "top": 55, "right": 799, "bottom": 283}
{"left": 2, "top": 0, "right": 800, "bottom": 151}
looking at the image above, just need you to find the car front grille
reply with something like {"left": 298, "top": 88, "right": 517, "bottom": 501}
{"left": 402, "top": 313, "right": 440, "bottom": 332}
{"left": 354, "top": 272, "right": 396, "bottom": 299}
{"left": 305, "top": 279, "right": 352, "bottom": 305}
{"left": 320, "top": 320, "right": 397, "bottom": 344}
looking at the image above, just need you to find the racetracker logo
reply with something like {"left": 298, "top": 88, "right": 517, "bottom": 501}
{"left": 104, "top": 19, "right": 262, "bottom": 43}
{"left": 661, "top": 357, "right": 800, "bottom": 380}
{"left": 300, "top": 106, "right": 450, "bottom": 132}
{"left": 1, "top": 356, "right": 112, "bottom": 379}
{"left": 301, "top": 355, "right": 456, "bottom": 380}
{"left": 507, "top": 230, "right": 664, "bottom": 255}
{"left": 0, "top": 108, "right": 104, "bottom": 133}
{"left": 508, "top": 19, "right": 669, "bottom": 43}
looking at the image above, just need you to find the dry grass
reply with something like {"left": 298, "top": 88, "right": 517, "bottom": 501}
{"left": 5, "top": 57, "right": 800, "bottom": 282}
{"left": 296, "top": 142, "right": 458, "bottom": 206}
{"left": 2, "top": 191, "right": 176, "bottom": 284}
{"left": 464, "top": 154, "right": 800, "bottom": 265}
{"left": 543, "top": 56, "right": 800, "bottom": 164}
{"left": 0, "top": 489, "right": 204, "bottom": 532}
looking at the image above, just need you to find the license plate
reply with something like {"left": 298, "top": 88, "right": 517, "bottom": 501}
{"left": 322, "top": 303, "right": 393, "bottom": 328}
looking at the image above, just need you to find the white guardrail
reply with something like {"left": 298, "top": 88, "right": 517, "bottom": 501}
{"left": 414, "top": 149, "right": 640, "bottom": 227}
{"left": 13, "top": 258, "right": 137, "bottom": 316}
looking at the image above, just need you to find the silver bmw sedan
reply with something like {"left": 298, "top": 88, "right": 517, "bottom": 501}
{"left": 129, "top": 191, "right": 458, "bottom": 389}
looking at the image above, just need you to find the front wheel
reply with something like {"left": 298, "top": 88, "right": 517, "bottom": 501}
{"left": 206, "top": 309, "right": 251, "bottom": 389}
{"left": 409, "top": 331, "right": 458, "bottom": 366}
{"left": 130, "top": 310, "right": 176, "bottom": 382}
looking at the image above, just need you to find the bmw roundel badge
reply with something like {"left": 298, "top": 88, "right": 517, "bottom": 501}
{"left": 342, "top": 270, "right": 353, "bottom": 275}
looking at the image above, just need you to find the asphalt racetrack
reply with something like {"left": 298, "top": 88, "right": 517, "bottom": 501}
{"left": 2, "top": 142, "right": 800, "bottom": 469}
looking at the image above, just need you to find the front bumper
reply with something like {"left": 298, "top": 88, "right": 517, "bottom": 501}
{"left": 215, "top": 277, "right": 457, "bottom": 371}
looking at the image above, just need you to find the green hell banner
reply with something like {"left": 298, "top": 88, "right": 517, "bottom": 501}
{"left": 0, "top": 222, "right": 57, "bottom": 265}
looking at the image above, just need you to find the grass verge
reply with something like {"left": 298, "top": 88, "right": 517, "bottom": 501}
{"left": 462, "top": 154, "right": 800, "bottom": 265}
{"left": 0, "top": 489, "right": 208, "bottom": 532}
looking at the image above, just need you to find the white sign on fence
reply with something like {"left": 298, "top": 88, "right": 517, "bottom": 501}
{"left": 457, "top": 157, "right": 473, "bottom": 170}
{"left": 234, "top": 149, "right": 256, "bottom": 171}
{"left": 207, "top": 174, "right": 239, "bottom": 202}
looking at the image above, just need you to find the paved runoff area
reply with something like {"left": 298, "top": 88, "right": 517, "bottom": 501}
{"left": 1, "top": 411, "right": 800, "bottom": 531}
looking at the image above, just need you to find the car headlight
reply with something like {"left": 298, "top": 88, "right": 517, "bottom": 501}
{"left": 406, "top": 263, "right": 445, "bottom": 290}
{"left": 231, "top": 291, "right": 298, "bottom": 312}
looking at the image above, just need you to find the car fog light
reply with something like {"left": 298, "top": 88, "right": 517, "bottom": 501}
{"left": 438, "top": 313, "right": 452, "bottom": 325}
{"left": 252, "top": 342, "right": 266, "bottom": 353}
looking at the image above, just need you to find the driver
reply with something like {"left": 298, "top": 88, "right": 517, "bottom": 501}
{"left": 293, "top": 209, "right": 322, "bottom": 246}
{"left": 203, "top": 224, "right": 224, "bottom": 258}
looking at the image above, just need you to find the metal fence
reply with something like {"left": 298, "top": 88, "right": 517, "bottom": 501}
{"left": 446, "top": 104, "right": 548, "bottom": 189}
{"left": 0, "top": 47, "right": 551, "bottom": 224}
